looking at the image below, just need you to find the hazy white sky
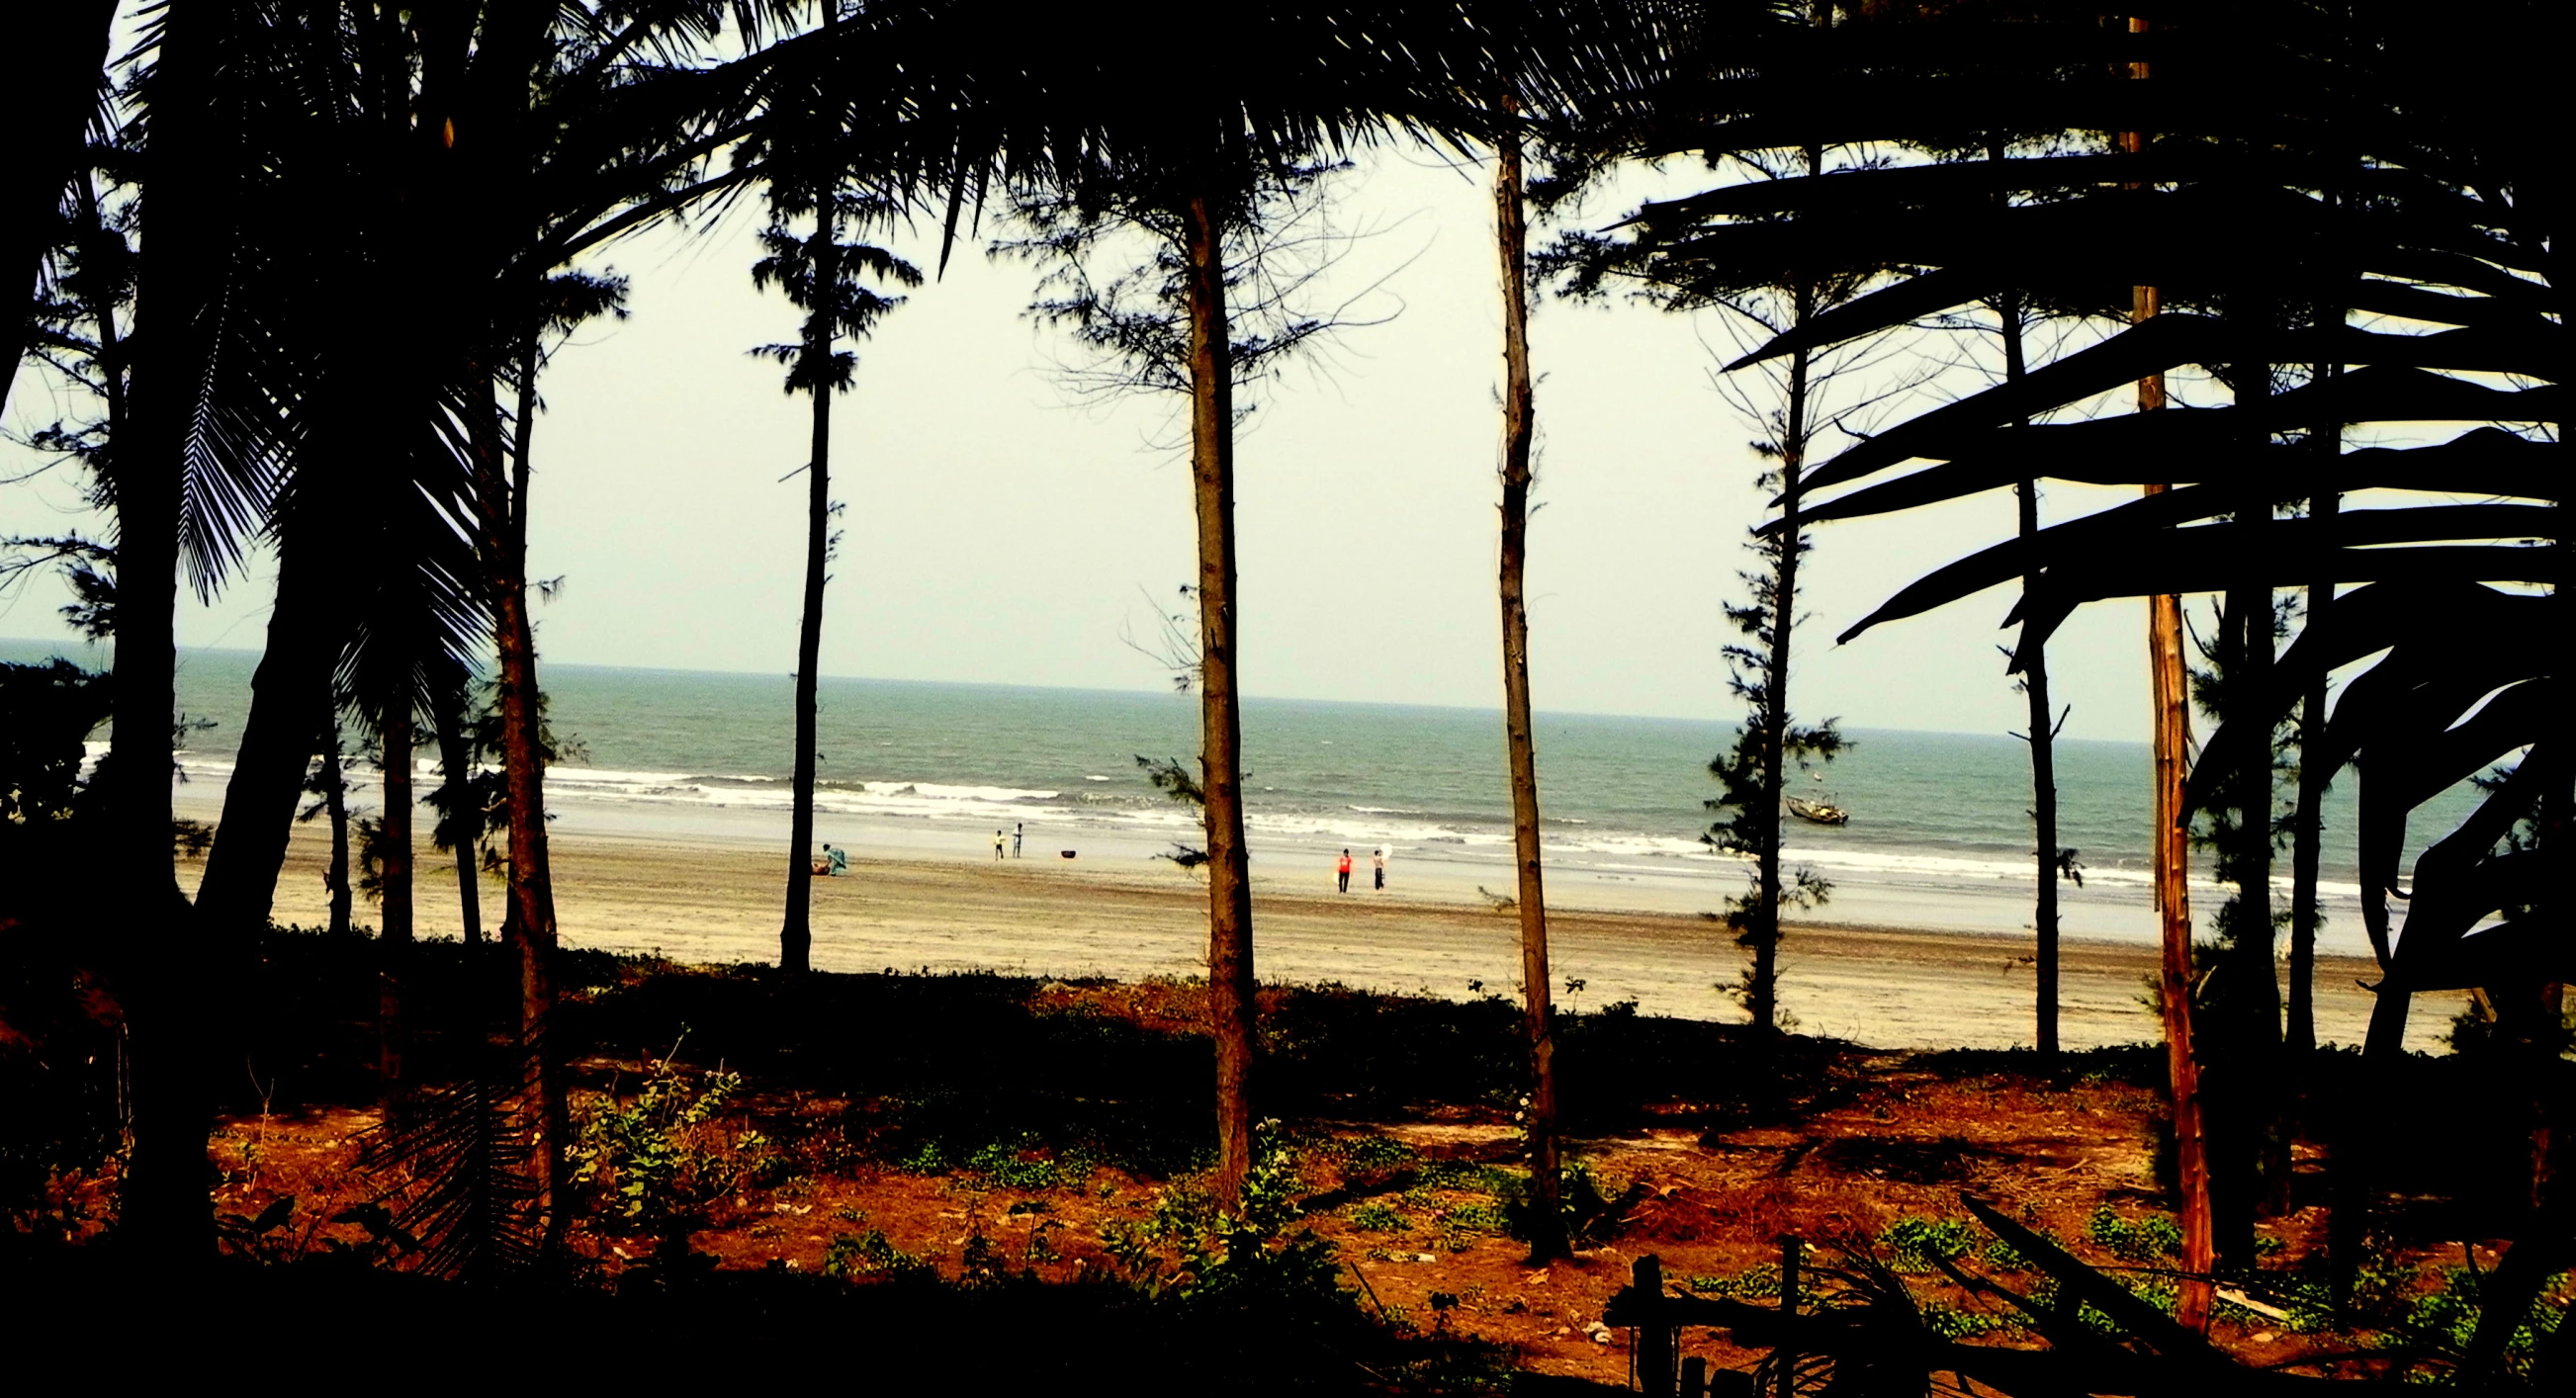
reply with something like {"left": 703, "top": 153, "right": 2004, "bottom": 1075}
{"left": 2, "top": 145, "right": 2176, "bottom": 742}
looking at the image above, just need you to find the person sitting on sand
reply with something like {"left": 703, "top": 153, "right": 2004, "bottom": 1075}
{"left": 827, "top": 844, "right": 848, "bottom": 877}
{"left": 1336, "top": 848, "right": 1353, "bottom": 893}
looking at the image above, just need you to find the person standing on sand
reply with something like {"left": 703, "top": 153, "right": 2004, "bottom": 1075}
{"left": 1373, "top": 847, "right": 1386, "bottom": 891}
{"left": 994, "top": 830, "right": 1007, "bottom": 860}
{"left": 1013, "top": 823, "right": 1023, "bottom": 858}
{"left": 1336, "top": 848, "right": 1353, "bottom": 893}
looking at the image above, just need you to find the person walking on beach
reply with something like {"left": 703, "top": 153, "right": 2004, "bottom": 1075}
{"left": 1373, "top": 847, "right": 1386, "bottom": 891}
{"left": 1013, "top": 823, "right": 1023, "bottom": 858}
{"left": 994, "top": 830, "right": 1007, "bottom": 860}
{"left": 1336, "top": 848, "right": 1353, "bottom": 893}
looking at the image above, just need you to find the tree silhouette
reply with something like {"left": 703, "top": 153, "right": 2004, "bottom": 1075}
{"left": 749, "top": 0, "right": 921, "bottom": 974}
{"left": 1574, "top": 0, "right": 2557, "bottom": 1340}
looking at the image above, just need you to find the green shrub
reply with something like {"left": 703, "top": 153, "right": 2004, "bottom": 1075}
{"left": 823, "top": 1228, "right": 933, "bottom": 1281}
{"left": 1499, "top": 1160, "right": 1633, "bottom": 1248}
{"left": 1100, "top": 1120, "right": 1350, "bottom": 1316}
{"left": 569, "top": 1052, "right": 766, "bottom": 1240}
{"left": 2086, "top": 1206, "right": 2182, "bottom": 1263}
{"left": 1334, "top": 1134, "right": 1415, "bottom": 1171}
{"left": 1690, "top": 1263, "right": 1781, "bottom": 1299}
{"left": 1920, "top": 1301, "right": 2015, "bottom": 1340}
{"left": 1346, "top": 1201, "right": 1409, "bottom": 1233}
{"left": 1983, "top": 1236, "right": 2037, "bottom": 1271}
{"left": 1879, "top": 1215, "right": 1978, "bottom": 1273}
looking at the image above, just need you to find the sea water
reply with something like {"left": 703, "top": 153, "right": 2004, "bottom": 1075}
{"left": 10, "top": 638, "right": 2483, "bottom": 953}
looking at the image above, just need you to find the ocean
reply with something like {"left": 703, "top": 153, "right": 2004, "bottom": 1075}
{"left": 10, "top": 637, "right": 2483, "bottom": 956}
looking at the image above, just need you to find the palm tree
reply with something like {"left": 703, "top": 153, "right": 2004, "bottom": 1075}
{"left": 116, "top": 0, "right": 827, "bottom": 1255}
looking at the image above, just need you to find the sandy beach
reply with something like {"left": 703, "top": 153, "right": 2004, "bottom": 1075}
{"left": 220, "top": 819, "right": 2432, "bottom": 1055}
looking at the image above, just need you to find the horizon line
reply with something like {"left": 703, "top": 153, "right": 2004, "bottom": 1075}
{"left": 2, "top": 634, "right": 2147, "bottom": 746}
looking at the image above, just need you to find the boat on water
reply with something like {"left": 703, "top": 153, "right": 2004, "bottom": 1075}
{"left": 1786, "top": 795, "right": 1849, "bottom": 827}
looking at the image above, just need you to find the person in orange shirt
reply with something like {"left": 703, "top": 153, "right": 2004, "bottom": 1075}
{"left": 1335, "top": 848, "right": 1353, "bottom": 893}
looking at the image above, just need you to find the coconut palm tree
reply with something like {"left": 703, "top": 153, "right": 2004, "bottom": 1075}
{"left": 115, "top": 0, "right": 829, "bottom": 1255}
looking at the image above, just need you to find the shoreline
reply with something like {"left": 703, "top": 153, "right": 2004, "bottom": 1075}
{"left": 220, "top": 816, "right": 2440, "bottom": 1056}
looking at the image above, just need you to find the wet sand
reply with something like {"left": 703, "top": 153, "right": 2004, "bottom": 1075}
{"left": 229, "top": 823, "right": 2428, "bottom": 1054}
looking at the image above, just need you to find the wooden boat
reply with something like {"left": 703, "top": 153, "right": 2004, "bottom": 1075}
{"left": 1786, "top": 795, "right": 1849, "bottom": 827}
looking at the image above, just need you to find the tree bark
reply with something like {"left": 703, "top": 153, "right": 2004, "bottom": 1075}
{"left": 110, "top": 0, "right": 220, "bottom": 1259}
{"left": 2288, "top": 364, "right": 2340, "bottom": 1061}
{"left": 1183, "top": 189, "right": 1257, "bottom": 1209}
{"left": 2217, "top": 345, "right": 2289, "bottom": 1248}
{"left": 2124, "top": 23, "right": 2212, "bottom": 1331}
{"left": 380, "top": 705, "right": 412, "bottom": 1110}
{"left": 107, "top": 310, "right": 199, "bottom": 1258}
{"left": 1748, "top": 343, "right": 1813, "bottom": 1036}
{"left": 2140, "top": 329, "right": 2216, "bottom": 1334}
{"left": 321, "top": 709, "right": 354, "bottom": 937}
{"left": 1493, "top": 126, "right": 1565, "bottom": 1262}
{"left": 480, "top": 334, "right": 563, "bottom": 1252}
{"left": 433, "top": 683, "right": 484, "bottom": 945}
{"left": 1998, "top": 284, "right": 2061, "bottom": 1064}
{"left": 781, "top": 172, "right": 840, "bottom": 977}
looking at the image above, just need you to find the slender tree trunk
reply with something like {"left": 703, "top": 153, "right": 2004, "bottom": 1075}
{"left": 1493, "top": 127, "right": 1564, "bottom": 1261}
{"left": 1997, "top": 283, "right": 2061, "bottom": 1064}
{"left": 478, "top": 334, "right": 563, "bottom": 1252}
{"left": 2288, "top": 399, "right": 2338, "bottom": 1062}
{"left": 2141, "top": 356, "right": 2216, "bottom": 1334}
{"left": 1183, "top": 190, "right": 1257, "bottom": 1209}
{"left": 781, "top": 182, "right": 839, "bottom": 976}
{"left": 2124, "top": 23, "right": 2212, "bottom": 1331}
{"left": 198, "top": 549, "right": 339, "bottom": 946}
{"left": 321, "top": 710, "right": 354, "bottom": 936}
{"left": 380, "top": 705, "right": 412, "bottom": 1110}
{"left": 2220, "top": 347, "right": 2290, "bottom": 1245}
{"left": 1748, "top": 343, "right": 1812, "bottom": 1036}
{"left": 114, "top": 6, "right": 229, "bottom": 1253}
{"left": 434, "top": 685, "right": 484, "bottom": 945}
{"left": 107, "top": 301, "right": 198, "bottom": 1258}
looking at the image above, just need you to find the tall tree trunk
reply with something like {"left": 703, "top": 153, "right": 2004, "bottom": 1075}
{"left": 321, "top": 709, "right": 354, "bottom": 937}
{"left": 1183, "top": 189, "right": 1257, "bottom": 1209}
{"left": 2217, "top": 347, "right": 2289, "bottom": 1250}
{"left": 107, "top": 303, "right": 198, "bottom": 1259}
{"left": 1997, "top": 282, "right": 2061, "bottom": 1065}
{"left": 433, "top": 683, "right": 484, "bottom": 945}
{"left": 478, "top": 333, "right": 563, "bottom": 1252}
{"left": 177, "top": 526, "right": 341, "bottom": 1250}
{"left": 198, "top": 549, "right": 339, "bottom": 945}
{"left": 2125, "top": 21, "right": 2212, "bottom": 1332}
{"left": 380, "top": 705, "right": 413, "bottom": 1110}
{"left": 1748, "top": 346, "right": 1813, "bottom": 1036}
{"left": 2288, "top": 394, "right": 2338, "bottom": 1062}
{"left": 781, "top": 177, "right": 839, "bottom": 977}
{"left": 111, "top": 0, "right": 224, "bottom": 1258}
{"left": 1493, "top": 127, "right": 1564, "bottom": 1262}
